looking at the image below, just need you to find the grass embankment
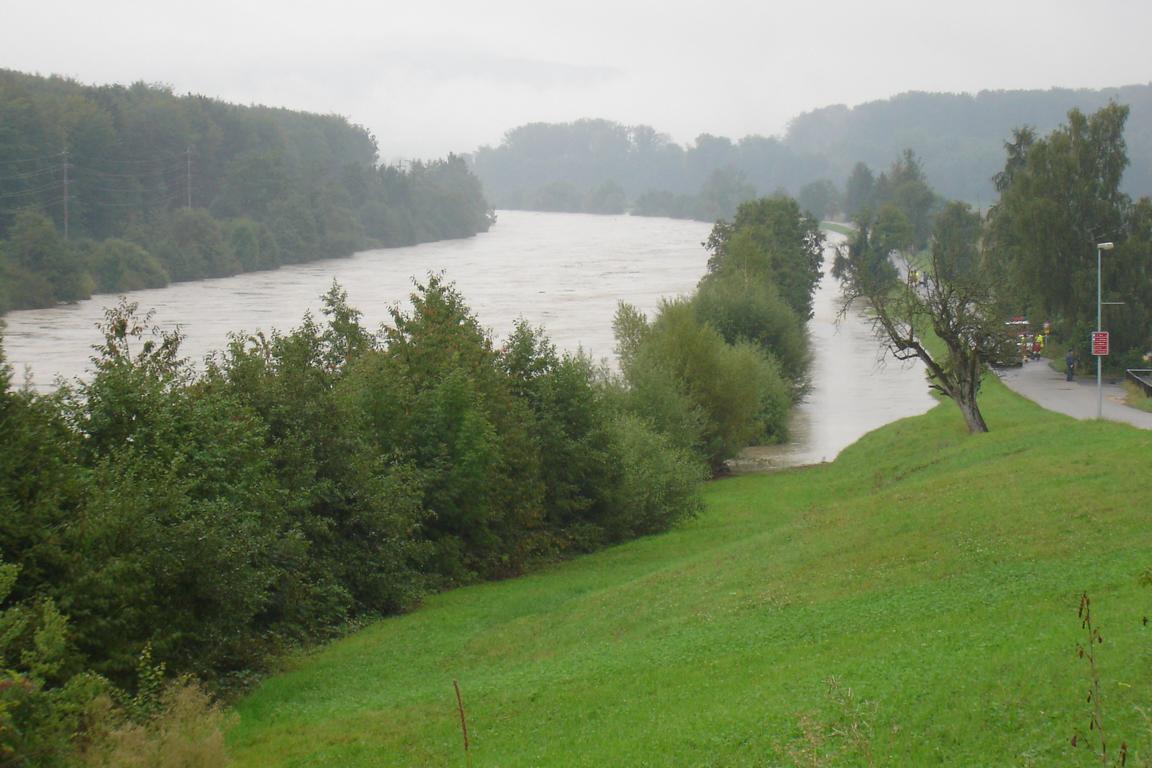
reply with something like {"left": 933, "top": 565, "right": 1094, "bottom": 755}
{"left": 820, "top": 221, "right": 854, "bottom": 236}
{"left": 228, "top": 380, "right": 1152, "bottom": 766}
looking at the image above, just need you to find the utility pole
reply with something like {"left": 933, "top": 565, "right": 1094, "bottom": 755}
{"left": 185, "top": 145, "right": 192, "bottom": 209}
{"left": 62, "top": 146, "right": 69, "bottom": 240}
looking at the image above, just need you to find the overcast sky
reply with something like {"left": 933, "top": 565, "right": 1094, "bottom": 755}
{"left": 2, "top": 0, "right": 1149, "bottom": 161}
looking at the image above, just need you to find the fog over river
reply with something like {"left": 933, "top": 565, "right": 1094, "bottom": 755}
{"left": 2, "top": 210, "right": 935, "bottom": 469}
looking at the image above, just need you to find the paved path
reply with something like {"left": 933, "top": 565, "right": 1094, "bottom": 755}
{"left": 995, "top": 360, "right": 1152, "bottom": 429}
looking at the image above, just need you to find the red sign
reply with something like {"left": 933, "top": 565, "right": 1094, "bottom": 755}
{"left": 1091, "top": 331, "right": 1110, "bottom": 356}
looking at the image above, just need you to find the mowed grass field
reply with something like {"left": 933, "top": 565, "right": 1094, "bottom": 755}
{"left": 228, "top": 380, "right": 1152, "bottom": 766}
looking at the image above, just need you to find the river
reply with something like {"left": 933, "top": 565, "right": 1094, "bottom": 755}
{"left": 1, "top": 210, "right": 935, "bottom": 468}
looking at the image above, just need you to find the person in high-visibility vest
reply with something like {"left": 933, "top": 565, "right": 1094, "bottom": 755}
{"left": 1033, "top": 333, "right": 1044, "bottom": 360}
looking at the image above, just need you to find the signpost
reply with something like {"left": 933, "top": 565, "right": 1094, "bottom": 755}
{"left": 1091, "top": 331, "right": 1110, "bottom": 357}
{"left": 1096, "top": 243, "right": 1115, "bottom": 419}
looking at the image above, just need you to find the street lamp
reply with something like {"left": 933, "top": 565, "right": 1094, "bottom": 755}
{"left": 1097, "top": 241, "right": 1114, "bottom": 419}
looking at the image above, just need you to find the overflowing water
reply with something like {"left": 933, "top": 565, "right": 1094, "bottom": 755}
{"left": 2, "top": 210, "right": 935, "bottom": 468}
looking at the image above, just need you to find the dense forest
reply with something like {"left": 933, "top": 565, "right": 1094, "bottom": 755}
{"left": 469, "top": 84, "right": 1152, "bottom": 219}
{"left": 0, "top": 69, "right": 494, "bottom": 313}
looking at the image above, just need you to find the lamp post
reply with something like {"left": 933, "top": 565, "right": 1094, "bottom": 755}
{"left": 1096, "top": 241, "right": 1114, "bottom": 419}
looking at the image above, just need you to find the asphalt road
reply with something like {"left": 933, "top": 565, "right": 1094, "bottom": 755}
{"left": 994, "top": 359, "right": 1152, "bottom": 430}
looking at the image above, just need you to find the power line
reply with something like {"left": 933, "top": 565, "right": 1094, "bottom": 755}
{"left": 0, "top": 151, "right": 65, "bottom": 167}
{"left": 0, "top": 180, "right": 64, "bottom": 200}
{"left": 65, "top": 145, "right": 187, "bottom": 166}
{"left": 68, "top": 162, "right": 186, "bottom": 180}
{"left": 82, "top": 191, "right": 185, "bottom": 209}
{"left": 0, "top": 166, "right": 60, "bottom": 183}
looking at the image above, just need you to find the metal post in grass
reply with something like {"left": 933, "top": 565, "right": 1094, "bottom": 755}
{"left": 453, "top": 679, "right": 472, "bottom": 767}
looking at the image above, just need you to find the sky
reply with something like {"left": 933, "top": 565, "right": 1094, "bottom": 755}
{"left": 1, "top": 0, "right": 1150, "bottom": 161}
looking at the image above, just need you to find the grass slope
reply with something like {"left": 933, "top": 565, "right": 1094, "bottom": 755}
{"left": 228, "top": 381, "right": 1152, "bottom": 767}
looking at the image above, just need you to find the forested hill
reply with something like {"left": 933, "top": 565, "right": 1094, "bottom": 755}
{"left": 0, "top": 69, "right": 494, "bottom": 312}
{"left": 787, "top": 85, "right": 1152, "bottom": 202}
{"left": 469, "top": 84, "right": 1152, "bottom": 218}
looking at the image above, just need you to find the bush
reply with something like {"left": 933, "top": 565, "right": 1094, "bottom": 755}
{"left": 79, "top": 679, "right": 233, "bottom": 768}
{"left": 223, "top": 218, "right": 279, "bottom": 272}
{"left": 618, "top": 299, "right": 792, "bottom": 472}
{"left": 86, "top": 239, "right": 169, "bottom": 293}
{"left": 606, "top": 352, "right": 706, "bottom": 461}
{"left": 148, "top": 209, "right": 236, "bottom": 280}
{"left": 500, "top": 322, "right": 622, "bottom": 549}
{"left": 694, "top": 271, "right": 810, "bottom": 388}
{"left": 602, "top": 414, "right": 704, "bottom": 539}
{"left": 1, "top": 557, "right": 114, "bottom": 768}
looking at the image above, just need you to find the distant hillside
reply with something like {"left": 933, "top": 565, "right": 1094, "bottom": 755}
{"left": 470, "top": 85, "right": 1152, "bottom": 216}
{"left": 787, "top": 85, "right": 1152, "bottom": 203}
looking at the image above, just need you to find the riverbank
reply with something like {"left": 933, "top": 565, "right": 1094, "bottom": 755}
{"left": 226, "top": 375, "right": 1152, "bottom": 766}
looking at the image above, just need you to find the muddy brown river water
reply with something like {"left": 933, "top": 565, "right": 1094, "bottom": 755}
{"left": 2, "top": 210, "right": 935, "bottom": 469}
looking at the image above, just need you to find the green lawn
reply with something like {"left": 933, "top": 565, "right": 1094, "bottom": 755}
{"left": 228, "top": 380, "right": 1152, "bottom": 766}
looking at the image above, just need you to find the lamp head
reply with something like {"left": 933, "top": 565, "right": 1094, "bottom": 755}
{"left": 1098, "top": 242, "right": 1115, "bottom": 250}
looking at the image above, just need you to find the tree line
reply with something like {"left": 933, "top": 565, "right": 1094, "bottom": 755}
{"left": 0, "top": 69, "right": 494, "bottom": 313}
{"left": 0, "top": 194, "right": 824, "bottom": 764}
{"left": 788, "top": 85, "right": 1152, "bottom": 203}
{"left": 468, "top": 86, "right": 1152, "bottom": 221}
{"left": 470, "top": 119, "right": 823, "bottom": 222}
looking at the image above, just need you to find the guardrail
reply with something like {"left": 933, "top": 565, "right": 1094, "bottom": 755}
{"left": 1128, "top": 369, "right": 1152, "bottom": 398}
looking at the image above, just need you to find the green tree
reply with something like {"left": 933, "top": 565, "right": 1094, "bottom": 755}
{"left": 871, "top": 204, "right": 915, "bottom": 257}
{"left": 0, "top": 336, "right": 84, "bottom": 603}
{"left": 58, "top": 302, "right": 288, "bottom": 681}
{"left": 616, "top": 299, "right": 791, "bottom": 472}
{"left": 694, "top": 167, "right": 756, "bottom": 222}
{"left": 3, "top": 209, "right": 92, "bottom": 303}
{"left": 693, "top": 271, "right": 809, "bottom": 387}
{"left": 988, "top": 103, "right": 1148, "bottom": 357}
{"left": 86, "top": 238, "right": 168, "bottom": 292}
{"left": 602, "top": 414, "right": 704, "bottom": 539}
{"left": 224, "top": 218, "right": 279, "bottom": 272}
{"left": 209, "top": 287, "right": 426, "bottom": 628}
{"left": 500, "top": 322, "right": 620, "bottom": 548}
{"left": 838, "top": 201, "right": 1000, "bottom": 433}
{"left": 346, "top": 275, "right": 544, "bottom": 580}
{"left": 583, "top": 180, "right": 628, "bottom": 214}
{"left": 871, "top": 150, "right": 938, "bottom": 250}
{"left": 843, "top": 162, "right": 875, "bottom": 219}
{"left": 151, "top": 208, "right": 235, "bottom": 280}
{"left": 704, "top": 196, "right": 825, "bottom": 321}
{"left": 797, "top": 178, "right": 841, "bottom": 221}
{"left": 1, "top": 557, "right": 111, "bottom": 768}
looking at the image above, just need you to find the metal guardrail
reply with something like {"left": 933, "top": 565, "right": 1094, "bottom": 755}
{"left": 1127, "top": 369, "right": 1152, "bottom": 398}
